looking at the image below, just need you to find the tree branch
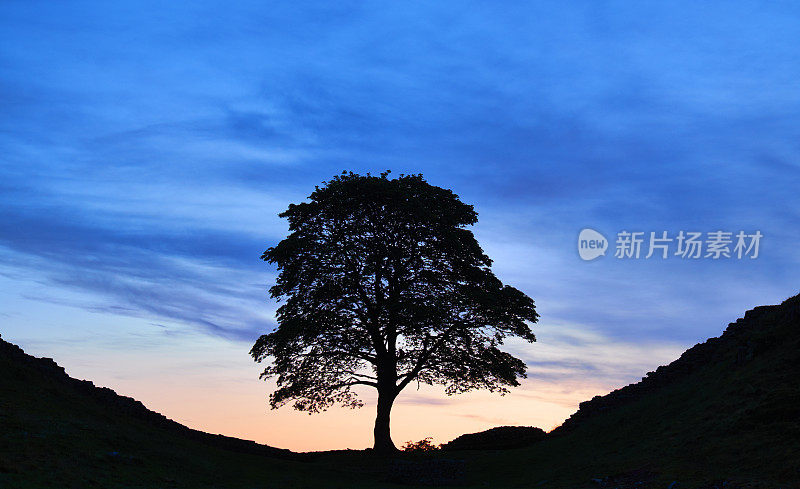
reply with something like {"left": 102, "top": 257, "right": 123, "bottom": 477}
{"left": 396, "top": 324, "right": 460, "bottom": 392}
{"left": 330, "top": 379, "right": 379, "bottom": 390}
{"left": 343, "top": 370, "right": 378, "bottom": 381}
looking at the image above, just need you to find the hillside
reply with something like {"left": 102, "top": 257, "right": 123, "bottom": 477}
{"left": 461, "top": 294, "right": 800, "bottom": 488}
{"left": 0, "top": 335, "right": 384, "bottom": 489}
{"left": 2, "top": 293, "right": 799, "bottom": 488}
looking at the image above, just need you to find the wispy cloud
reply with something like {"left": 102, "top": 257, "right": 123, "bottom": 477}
{"left": 1, "top": 0, "right": 800, "bottom": 450}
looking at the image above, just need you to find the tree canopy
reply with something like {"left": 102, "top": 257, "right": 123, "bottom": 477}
{"left": 251, "top": 171, "right": 538, "bottom": 451}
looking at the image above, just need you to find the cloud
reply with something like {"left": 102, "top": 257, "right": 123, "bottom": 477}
{"left": 0, "top": 194, "right": 276, "bottom": 342}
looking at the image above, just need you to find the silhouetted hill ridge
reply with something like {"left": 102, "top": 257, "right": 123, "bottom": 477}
{"left": 0, "top": 334, "right": 301, "bottom": 461}
{"left": 440, "top": 296, "right": 799, "bottom": 453}
{"left": 2, "top": 293, "right": 799, "bottom": 487}
{"left": 553, "top": 296, "right": 800, "bottom": 434}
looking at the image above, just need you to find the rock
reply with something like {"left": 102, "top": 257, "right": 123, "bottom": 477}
{"left": 441, "top": 426, "right": 546, "bottom": 451}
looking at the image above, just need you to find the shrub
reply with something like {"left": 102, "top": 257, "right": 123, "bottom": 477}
{"left": 402, "top": 437, "right": 440, "bottom": 452}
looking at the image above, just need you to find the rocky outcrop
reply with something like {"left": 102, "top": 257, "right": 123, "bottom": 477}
{"left": 441, "top": 425, "right": 546, "bottom": 451}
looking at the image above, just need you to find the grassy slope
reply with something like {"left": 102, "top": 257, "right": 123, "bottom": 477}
{"left": 458, "top": 295, "right": 800, "bottom": 488}
{"left": 2, "top": 294, "right": 798, "bottom": 488}
{"left": 0, "top": 338, "right": 392, "bottom": 489}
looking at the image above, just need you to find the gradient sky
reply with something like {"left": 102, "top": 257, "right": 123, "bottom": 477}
{"left": 2, "top": 1, "right": 799, "bottom": 451}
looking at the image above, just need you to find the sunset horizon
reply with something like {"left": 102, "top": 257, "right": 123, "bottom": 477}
{"left": 2, "top": 2, "right": 799, "bottom": 487}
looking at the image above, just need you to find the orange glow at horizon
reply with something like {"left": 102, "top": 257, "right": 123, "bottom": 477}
{"left": 6, "top": 321, "right": 685, "bottom": 452}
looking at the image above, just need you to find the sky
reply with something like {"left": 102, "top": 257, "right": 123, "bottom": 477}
{"left": 1, "top": 1, "right": 799, "bottom": 451}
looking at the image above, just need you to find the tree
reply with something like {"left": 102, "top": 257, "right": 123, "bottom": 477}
{"left": 251, "top": 171, "right": 538, "bottom": 453}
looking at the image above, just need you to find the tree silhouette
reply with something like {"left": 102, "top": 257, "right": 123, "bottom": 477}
{"left": 251, "top": 172, "right": 538, "bottom": 452}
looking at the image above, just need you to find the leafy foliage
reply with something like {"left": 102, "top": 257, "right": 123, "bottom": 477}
{"left": 250, "top": 171, "right": 538, "bottom": 441}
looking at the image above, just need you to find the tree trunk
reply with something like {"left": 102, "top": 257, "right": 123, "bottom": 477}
{"left": 373, "top": 388, "right": 397, "bottom": 453}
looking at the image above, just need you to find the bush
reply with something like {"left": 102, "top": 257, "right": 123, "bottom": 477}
{"left": 402, "top": 437, "right": 440, "bottom": 452}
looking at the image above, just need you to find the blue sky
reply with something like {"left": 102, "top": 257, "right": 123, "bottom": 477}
{"left": 1, "top": 1, "right": 799, "bottom": 450}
